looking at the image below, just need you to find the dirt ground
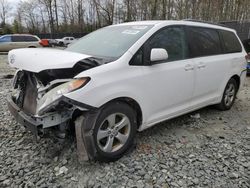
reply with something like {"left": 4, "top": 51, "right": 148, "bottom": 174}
{"left": 0, "top": 54, "right": 249, "bottom": 188}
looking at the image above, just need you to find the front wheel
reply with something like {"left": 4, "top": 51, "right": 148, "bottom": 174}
{"left": 90, "top": 102, "right": 137, "bottom": 162}
{"left": 216, "top": 78, "right": 238, "bottom": 111}
{"left": 58, "top": 42, "right": 64, "bottom": 46}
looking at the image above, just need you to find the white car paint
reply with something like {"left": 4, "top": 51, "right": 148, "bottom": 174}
{"left": 9, "top": 20, "right": 247, "bottom": 131}
{"left": 8, "top": 48, "right": 91, "bottom": 73}
{"left": 56, "top": 37, "right": 76, "bottom": 45}
{"left": 150, "top": 48, "right": 168, "bottom": 62}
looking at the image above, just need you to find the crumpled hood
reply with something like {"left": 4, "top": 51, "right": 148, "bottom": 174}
{"left": 8, "top": 48, "right": 91, "bottom": 73}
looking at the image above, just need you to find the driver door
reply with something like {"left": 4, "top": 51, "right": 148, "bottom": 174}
{"left": 133, "top": 26, "right": 195, "bottom": 125}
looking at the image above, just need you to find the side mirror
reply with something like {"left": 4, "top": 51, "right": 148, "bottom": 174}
{"left": 150, "top": 48, "right": 168, "bottom": 62}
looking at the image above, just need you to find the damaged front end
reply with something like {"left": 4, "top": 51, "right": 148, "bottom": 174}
{"left": 7, "top": 48, "right": 114, "bottom": 161}
{"left": 7, "top": 64, "right": 94, "bottom": 138}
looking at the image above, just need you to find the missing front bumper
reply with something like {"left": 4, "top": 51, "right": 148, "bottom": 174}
{"left": 7, "top": 96, "right": 73, "bottom": 138}
{"left": 7, "top": 95, "right": 99, "bottom": 161}
{"left": 7, "top": 96, "right": 41, "bottom": 137}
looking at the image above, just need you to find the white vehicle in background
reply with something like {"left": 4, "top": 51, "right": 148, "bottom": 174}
{"left": 7, "top": 20, "right": 247, "bottom": 162}
{"left": 56, "top": 37, "right": 76, "bottom": 46}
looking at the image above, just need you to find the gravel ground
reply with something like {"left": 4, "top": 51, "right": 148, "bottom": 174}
{"left": 0, "top": 54, "right": 15, "bottom": 77}
{"left": 0, "top": 54, "right": 250, "bottom": 188}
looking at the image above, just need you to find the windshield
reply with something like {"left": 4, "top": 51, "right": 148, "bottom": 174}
{"left": 66, "top": 25, "right": 153, "bottom": 59}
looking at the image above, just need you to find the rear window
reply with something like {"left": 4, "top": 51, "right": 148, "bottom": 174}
{"left": 188, "top": 27, "right": 222, "bottom": 57}
{"left": 220, "top": 30, "right": 242, "bottom": 53}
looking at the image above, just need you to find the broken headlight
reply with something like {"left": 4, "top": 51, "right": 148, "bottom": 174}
{"left": 37, "top": 77, "right": 90, "bottom": 115}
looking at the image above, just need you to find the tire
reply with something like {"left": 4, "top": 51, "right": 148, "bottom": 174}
{"left": 91, "top": 102, "right": 137, "bottom": 162}
{"left": 216, "top": 78, "right": 238, "bottom": 111}
{"left": 59, "top": 42, "right": 64, "bottom": 46}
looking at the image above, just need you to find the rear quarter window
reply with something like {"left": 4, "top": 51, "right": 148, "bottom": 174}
{"left": 220, "top": 30, "right": 242, "bottom": 53}
{"left": 187, "top": 27, "right": 222, "bottom": 57}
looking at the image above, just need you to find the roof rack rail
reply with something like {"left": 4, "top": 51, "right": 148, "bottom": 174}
{"left": 182, "top": 19, "right": 226, "bottom": 27}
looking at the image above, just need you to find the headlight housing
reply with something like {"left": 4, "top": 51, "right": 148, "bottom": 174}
{"left": 37, "top": 77, "right": 90, "bottom": 115}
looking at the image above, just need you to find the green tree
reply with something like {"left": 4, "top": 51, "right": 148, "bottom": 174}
{"left": 12, "top": 19, "right": 19, "bottom": 33}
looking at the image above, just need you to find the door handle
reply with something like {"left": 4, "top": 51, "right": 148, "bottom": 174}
{"left": 197, "top": 62, "right": 206, "bottom": 69}
{"left": 184, "top": 64, "right": 194, "bottom": 71}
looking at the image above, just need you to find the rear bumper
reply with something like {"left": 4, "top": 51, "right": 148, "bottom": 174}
{"left": 239, "top": 70, "right": 247, "bottom": 91}
{"left": 7, "top": 96, "right": 41, "bottom": 137}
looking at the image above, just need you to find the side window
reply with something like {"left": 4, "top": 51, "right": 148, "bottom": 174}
{"left": 0, "top": 36, "right": 11, "bottom": 42}
{"left": 146, "top": 26, "right": 188, "bottom": 63}
{"left": 129, "top": 26, "right": 188, "bottom": 65}
{"left": 130, "top": 47, "right": 144, "bottom": 65}
{"left": 187, "top": 27, "right": 222, "bottom": 57}
{"left": 24, "top": 36, "right": 39, "bottom": 42}
{"left": 12, "top": 36, "right": 26, "bottom": 42}
{"left": 220, "top": 30, "right": 242, "bottom": 53}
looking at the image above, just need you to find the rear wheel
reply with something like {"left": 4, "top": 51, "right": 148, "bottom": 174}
{"left": 91, "top": 102, "right": 137, "bottom": 162}
{"left": 216, "top": 78, "right": 238, "bottom": 111}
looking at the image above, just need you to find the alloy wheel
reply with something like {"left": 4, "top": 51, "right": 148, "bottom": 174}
{"left": 224, "top": 83, "right": 236, "bottom": 107}
{"left": 97, "top": 113, "right": 131, "bottom": 153}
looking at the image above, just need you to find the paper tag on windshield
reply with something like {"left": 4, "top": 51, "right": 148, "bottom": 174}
{"left": 122, "top": 30, "right": 140, "bottom": 35}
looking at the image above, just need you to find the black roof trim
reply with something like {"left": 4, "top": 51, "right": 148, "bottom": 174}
{"left": 183, "top": 19, "right": 227, "bottom": 28}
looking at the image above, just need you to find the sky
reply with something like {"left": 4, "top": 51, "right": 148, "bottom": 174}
{"left": 9, "top": 0, "right": 20, "bottom": 4}
{"left": 8, "top": 0, "right": 19, "bottom": 6}
{"left": 5, "top": 0, "right": 21, "bottom": 23}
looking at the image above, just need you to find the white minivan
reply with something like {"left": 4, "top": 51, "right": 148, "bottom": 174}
{"left": 7, "top": 20, "right": 247, "bottom": 162}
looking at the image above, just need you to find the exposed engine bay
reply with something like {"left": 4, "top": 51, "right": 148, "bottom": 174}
{"left": 34, "top": 57, "right": 101, "bottom": 85}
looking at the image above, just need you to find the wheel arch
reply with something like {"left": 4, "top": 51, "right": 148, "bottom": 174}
{"left": 217, "top": 74, "right": 241, "bottom": 105}
{"left": 231, "top": 74, "right": 240, "bottom": 92}
{"left": 101, "top": 97, "right": 143, "bottom": 129}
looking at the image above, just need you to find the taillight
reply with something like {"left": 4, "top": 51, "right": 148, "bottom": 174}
{"left": 245, "top": 53, "right": 250, "bottom": 61}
